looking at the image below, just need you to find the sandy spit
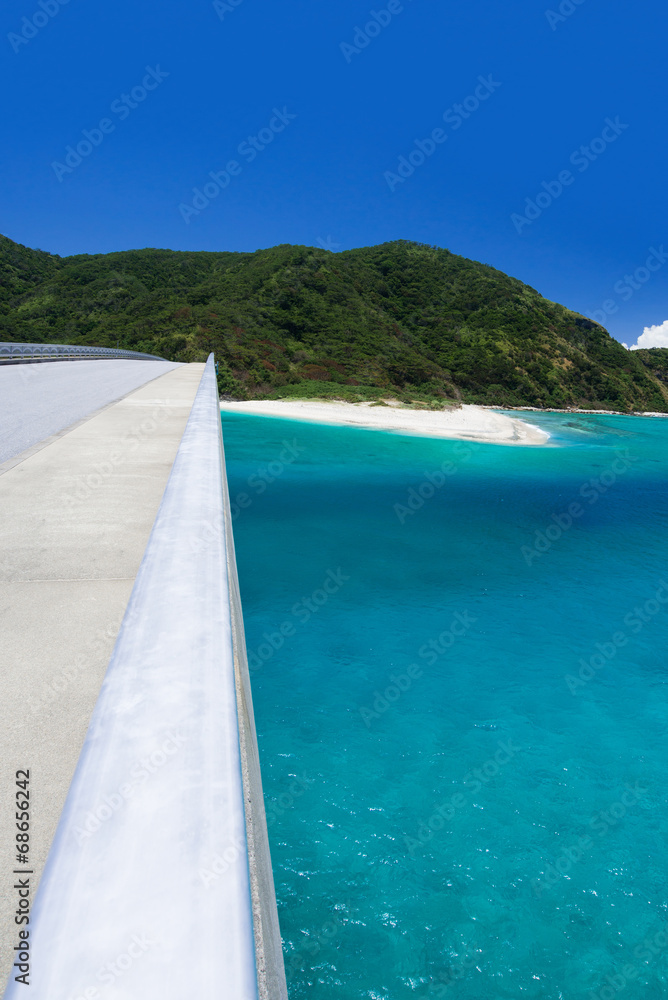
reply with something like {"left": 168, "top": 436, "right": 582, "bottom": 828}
{"left": 219, "top": 399, "right": 550, "bottom": 445}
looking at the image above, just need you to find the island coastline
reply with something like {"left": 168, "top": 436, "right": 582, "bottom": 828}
{"left": 219, "top": 399, "right": 550, "bottom": 446}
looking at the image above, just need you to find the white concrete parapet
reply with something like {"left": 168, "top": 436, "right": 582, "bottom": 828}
{"left": 4, "top": 356, "right": 286, "bottom": 999}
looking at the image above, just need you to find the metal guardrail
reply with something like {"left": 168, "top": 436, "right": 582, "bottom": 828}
{"left": 0, "top": 342, "right": 165, "bottom": 364}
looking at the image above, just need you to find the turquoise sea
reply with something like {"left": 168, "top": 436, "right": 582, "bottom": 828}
{"left": 222, "top": 409, "right": 668, "bottom": 1000}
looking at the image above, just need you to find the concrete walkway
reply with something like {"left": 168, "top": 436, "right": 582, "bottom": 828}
{"left": 0, "top": 363, "right": 204, "bottom": 992}
{"left": 0, "top": 359, "right": 181, "bottom": 467}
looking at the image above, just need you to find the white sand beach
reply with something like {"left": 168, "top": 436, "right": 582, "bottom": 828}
{"left": 219, "top": 399, "right": 550, "bottom": 445}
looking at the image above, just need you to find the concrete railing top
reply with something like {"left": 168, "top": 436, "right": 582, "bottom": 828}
{"left": 0, "top": 342, "right": 165, "bottom": 363}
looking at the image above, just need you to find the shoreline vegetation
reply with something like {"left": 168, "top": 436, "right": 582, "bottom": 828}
{"left": 4, "top": 234, "right": 668, "bottom": 414}
{"left": 220, "top": 399, "right": 551, "bottom": 446}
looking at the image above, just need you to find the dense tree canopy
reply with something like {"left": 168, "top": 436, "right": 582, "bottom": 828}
{"left": 1, "top": 234, "right": 665, "bottom": 411}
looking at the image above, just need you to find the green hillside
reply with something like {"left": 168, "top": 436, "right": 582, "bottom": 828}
{"left": 631, "top": 348, "right": 668, "bottom": 398}
{"left": 1, "top": 234, "right": 665, "bottom": 412}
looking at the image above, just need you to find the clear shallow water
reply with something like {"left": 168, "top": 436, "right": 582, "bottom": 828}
{"left": 222, "top": 409, "right": 668, "bottom": 1000}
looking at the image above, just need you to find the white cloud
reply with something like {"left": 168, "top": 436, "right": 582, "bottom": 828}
{"left": 629, "top": 320, "right": 668, "bottom": 350}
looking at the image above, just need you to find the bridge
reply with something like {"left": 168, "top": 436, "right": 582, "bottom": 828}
{"left": 0, "top": 349, "right": 287, "bottom": 999}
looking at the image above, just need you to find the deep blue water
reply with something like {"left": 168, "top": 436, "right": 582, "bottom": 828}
{"left": 222, "top": 409, "right": 668, "bottom": 1000}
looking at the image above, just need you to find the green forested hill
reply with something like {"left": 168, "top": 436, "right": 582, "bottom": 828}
{"left": 1, "top": 234, "right": 665, "bottom": 411}
{"left": 631, "top": 348, "right": 668, "bottom": 397}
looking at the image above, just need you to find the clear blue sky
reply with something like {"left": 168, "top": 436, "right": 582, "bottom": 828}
{"left": 2, "top": 0, "right": 666, "bottom": 347}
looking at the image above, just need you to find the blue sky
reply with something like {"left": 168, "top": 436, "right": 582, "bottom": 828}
{"left": 1, "top": 0, "right": 666, "bottom": 347}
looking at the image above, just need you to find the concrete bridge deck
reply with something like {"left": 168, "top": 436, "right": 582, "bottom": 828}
{"left": 0, "top": 358, "right": 286, "bottom": 998}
